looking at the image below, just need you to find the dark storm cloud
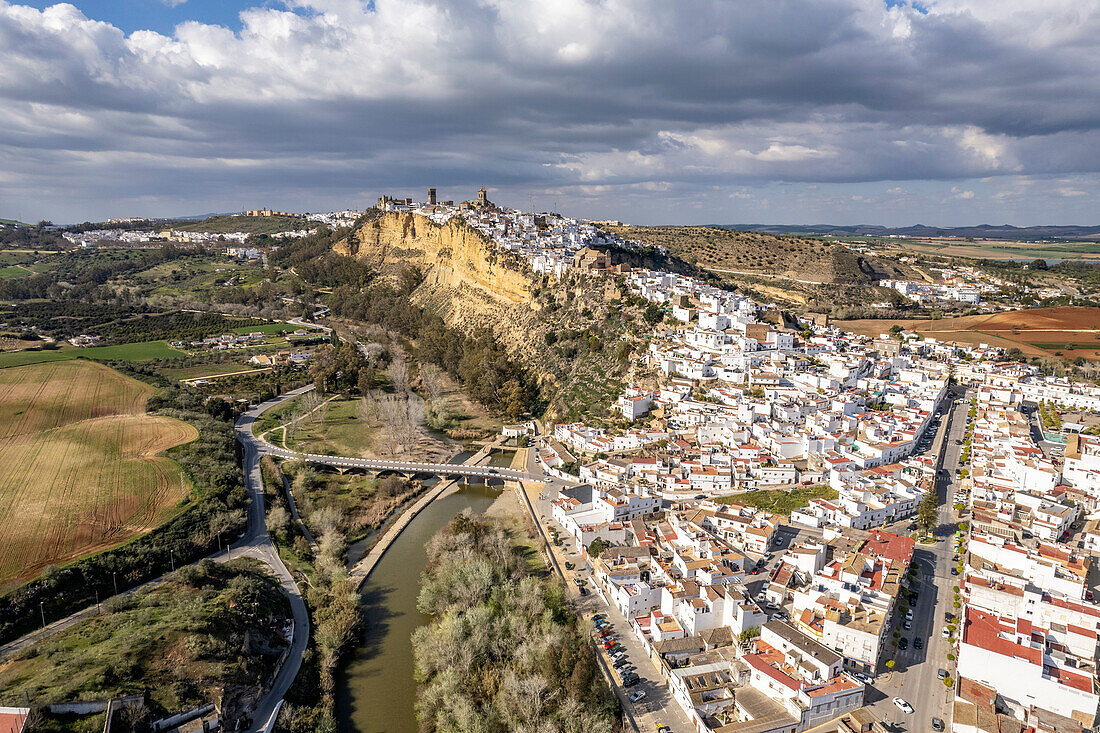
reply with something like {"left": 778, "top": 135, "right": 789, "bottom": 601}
{"left": 0, "top": 0, "right": 1097, "bottom": 223}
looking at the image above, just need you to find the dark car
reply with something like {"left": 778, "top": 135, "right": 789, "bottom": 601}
{"left": 579, "top": 586, "right": 588, "bottom": 596}
{"left": 899, "top": 638, "right": 909, "bottom": 650}
{"left": 951, "top": 567, "right": 959, "bottom": 576}
{"left": 623, "top": 675, "right": 641, "bottom": 687}
{"left": 565, "top": 561, "right": 574, "bottom": 570}
{"left": 914, "top": 638, "right": 923, "bottom": 650}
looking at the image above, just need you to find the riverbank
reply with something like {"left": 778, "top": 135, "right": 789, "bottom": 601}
{"left": 334, "top": 485, "right": 501, "bottom": 733}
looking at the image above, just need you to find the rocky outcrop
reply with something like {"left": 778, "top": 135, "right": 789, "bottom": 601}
{"left": 334, "top": 212, "right": 544, "bottom": 360}
{"left": 334, "top": 212, "right": 534, "bottom": 305}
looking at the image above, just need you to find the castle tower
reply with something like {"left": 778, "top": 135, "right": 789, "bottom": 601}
{"left": 477, "top": 186, "right": 488, "bottom": 206}
{"left": 427, "top": 188, "right": 436, "bottom": 205}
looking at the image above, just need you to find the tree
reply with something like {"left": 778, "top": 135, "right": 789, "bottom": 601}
{"left": 587, "top": 538, "right": 611, "bottom": 558}
{"left": 643, "top": 303, "right": 663, "bottom": 325}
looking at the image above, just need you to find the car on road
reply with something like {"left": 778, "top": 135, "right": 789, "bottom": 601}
{"left": 855, "top": 673, "right": 874, "bottom": 685}
{"left": 629, "top": 690, "right": 647, "bottom": 703}
{"left": 1088, "top": 590, "right": 1095, "bottom": 602}
{"left": 914, "top": 638, "right": 923, "bottom": 650}
{"left": 695, "top": 494, "right": 706, "bottom": 500}
{"left": 903, "top": 620, "right": 912, "bottom": 630}
{"left": 657, "top": 726, "right": 672, "bottom": 733}
{"left": 938, "top": 668, "right": 948, "bottom": 680}
{"left": 899, "top": 638, "right": 909, "bottom": 650}
{"left": 893, "top": 698, "right": 914, "bottom": 714}
{"left": 933, "top": 718, "right": 945, "bottom": 731}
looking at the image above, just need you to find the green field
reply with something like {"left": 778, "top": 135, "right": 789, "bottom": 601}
{"left": 0, "top": 265, "right": 30, "bottom": 279}
{"left": 185, "top": 214, "right": 306, "bottom": 235}
{"left": 0, "top": 340, "right": 184, "bottom": 368}
{"left": 718, "top": 485, "right": 838, "bottom": 515}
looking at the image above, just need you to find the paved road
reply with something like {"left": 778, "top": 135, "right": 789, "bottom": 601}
{"left": 865, "top": 388, "right": 967, "bottom": 732}
{"left": 234, "top": 388, "right": 315, "bottom": 733}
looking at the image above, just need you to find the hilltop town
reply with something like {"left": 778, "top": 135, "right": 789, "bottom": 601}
{"left": 2, "top": 191, "right": 1100, "bottom": 733}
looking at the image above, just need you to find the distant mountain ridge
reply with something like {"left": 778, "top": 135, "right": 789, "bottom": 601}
{"left": 714, "top": 224, "right": 1100, "bottom": 240}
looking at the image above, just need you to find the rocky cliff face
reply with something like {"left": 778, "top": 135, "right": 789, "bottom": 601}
{"left": 335, "top": 212, "right": 534, "bottom": 304}
{"left": 334, "top": 212, "right": 543, "bottom": 356}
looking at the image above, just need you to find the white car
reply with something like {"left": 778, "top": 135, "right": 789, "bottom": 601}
{"left": 893, "top": 698, "right": 914, "bottom": 714}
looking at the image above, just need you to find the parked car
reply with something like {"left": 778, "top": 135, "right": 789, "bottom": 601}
{"left": 1088, "top": 590, "right": 1095, "bottom": 602}
{"left": 942, "top": 628, "right": 951, "bottom": 638}
{"left": 914, "top": 638, "right": 923, "bottom": 650}
{"left": 565, "top": 561, "right": 574, "bottom": 570}
{"left": 629, "top": 690, "right": 647, "bottom": 703}
{"left": 951, "top": 567, "right": 959, "bottom": 576}
{"left": 623, "top": 675, "right": 641, "bottom": 687}
{"left": 933, "top": 718, "right": 945, "bottom": 731}
{"left": 899, "top": 638, "right": 909, "bottom": 650}
{"left": 579, "top": 586, "right": 588, "bottom": 595}
{"left": 893, "top": 698, "right": 914, "bottom": 714}
{"left": 903, "top": 620, "right": 912, "bottom": 631}
{"left": 937, "top": 668, "right": 948, "bottom": 680}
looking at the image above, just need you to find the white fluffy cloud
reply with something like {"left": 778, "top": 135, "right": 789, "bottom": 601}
{"left": 0, "top": 0, "right": 1098, "bottom": 223}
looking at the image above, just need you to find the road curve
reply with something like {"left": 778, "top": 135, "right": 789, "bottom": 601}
{"left": 234, "top": 386, "right": 315, "bottom": 733}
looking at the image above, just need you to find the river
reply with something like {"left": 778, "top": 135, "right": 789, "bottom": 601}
{"left": 334, "top": 480, "right": 501, "bottom": 733}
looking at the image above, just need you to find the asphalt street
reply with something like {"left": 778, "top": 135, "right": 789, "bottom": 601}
{"left": 864, "top": 388, "right": 968, "bottom": 733}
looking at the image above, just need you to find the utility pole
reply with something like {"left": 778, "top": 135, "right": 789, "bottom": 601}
{"left": 170, "top": 550, "right": 175, "bottom": 572}
{"left": 39, "top": 602, "right": 45, "bottom": 629}
{"left": 113, "top": 571, "right": 118, "bottom": 596}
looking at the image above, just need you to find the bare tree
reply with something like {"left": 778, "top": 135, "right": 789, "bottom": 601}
{"left": 389, "top": 354, "right": 409, "bottom": 396}
{"left": 421, "top": 363, "right": 444, "bottom": 402}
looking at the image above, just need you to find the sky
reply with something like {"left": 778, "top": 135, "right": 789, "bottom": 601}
{"left": 1, "top": 0, "right": 1098, "bottom": 226}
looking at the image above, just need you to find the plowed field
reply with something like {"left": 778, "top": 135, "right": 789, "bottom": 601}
{"left": 0, "top": 361, "right": 198, "bottom": 589}
{"left": 837, "top": 306, "right": 1100, "bottom": 360}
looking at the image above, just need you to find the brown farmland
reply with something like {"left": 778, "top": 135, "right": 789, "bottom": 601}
{"left": 0, "top": 360, "right": 198, "bottom": 589}
{"left": 837, "top": 306, "right": 1100, "bottom": 360}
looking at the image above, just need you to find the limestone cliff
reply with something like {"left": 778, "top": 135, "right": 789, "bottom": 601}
{"left": 332, "top": 212, "right": 645, "bottom": 423}
{"left": 334, "top": 212, "right": 534, "bottom": 305}
{"left": 334, "top": 212, "right": 543, "bottom": 358}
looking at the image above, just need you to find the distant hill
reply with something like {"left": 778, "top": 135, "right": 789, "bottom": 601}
{"left": 715, "top": 224, "right": 1100, "bottom": 241}
{"left": 0, "top": 219, "right": 28, "bottom": 227}
{"left": 606, "top": 224, "right": 916, "bottom": 285}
